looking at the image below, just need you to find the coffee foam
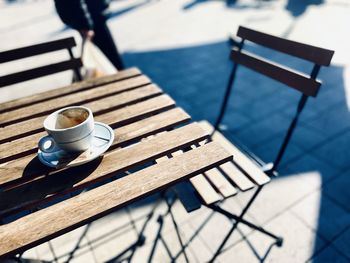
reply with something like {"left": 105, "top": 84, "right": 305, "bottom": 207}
{"left": 55, "top": 109, "right": 89, "bottom": 129}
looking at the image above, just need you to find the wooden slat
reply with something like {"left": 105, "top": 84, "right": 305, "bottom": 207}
{"left": 0, "top": 37, "right": 77, "bottom": 63}
{"left": 0, "top": 59, "right": 83, "bottom": 88}
{"left": 96, "top": 95, "right": 175, "bottom": 127}
{"left": 0, "top": 75, "right": 151, "bottom": 126}
{"left": 0, "top": 142, "right": 231, "bottom": 259}
{"left": 190, "top": 175, "right": 222, "bottom": 205}
{"left": 199, "top": 121, "right": 271, "bottom": 186}
{"left": 0, "top": 84, "right": 162, "bottom": 143}
{"left": 156, "top": 154, "right": 202, "bottom": 211}
{"left": 230, "top": 49, "right": 321, "bottom": 97}
{"left": 172, "top": 150, "right": 222, "bottom": 205}
{"left": 190, "top": 145, "right": 237, "bottom": 198}
{"left": 0, "top": 95, "right": 177, "bottom": 187}
{"left": 220, "top": 162, "right": 255, "bottom": 191}
{"left": 204, "top": 168, "right": 237, "bottom": 198}
{"left": 0, "top": 106, "right": 189, "bottom": 164}
{"left": 237, "top": 26, "right": 334, "bottom": 66}
{"left": 0, "top": 123, "right": 209, "bottom": 218}
{"left": 0, "top": 68, "right": 141, "bottom": 113}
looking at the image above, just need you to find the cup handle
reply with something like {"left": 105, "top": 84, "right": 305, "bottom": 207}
{"left": 38, "top": 136, "right": 57, "bottom": 153}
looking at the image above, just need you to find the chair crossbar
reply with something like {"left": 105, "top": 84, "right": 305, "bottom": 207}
{"left": 237, "top": 26, "right": 334, "bottom": 66}
{"left": 0, "top": 58, "right": 83, "bottom": 88}
{"left": 230, "top": 49, "right": 321, "bottom": 96}
{"left": 0, "top": 37, "right": 76, "bottom": 63}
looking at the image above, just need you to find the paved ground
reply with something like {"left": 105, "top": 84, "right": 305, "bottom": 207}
{"left": 1, "top": 0, "right": 350, "bottom": 262}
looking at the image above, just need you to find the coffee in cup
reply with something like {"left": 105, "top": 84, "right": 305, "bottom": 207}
{"left": 38, "top": 106, "right": 94, "bottom": 153}
{"left": 56, "top": 108, "right": 90, "bottom": 129}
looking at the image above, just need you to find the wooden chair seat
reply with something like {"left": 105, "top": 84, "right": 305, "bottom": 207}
{"left": 155, "top": 120, "right": 271, "bottom": 209}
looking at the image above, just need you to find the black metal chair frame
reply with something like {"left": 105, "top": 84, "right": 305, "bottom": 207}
{"left": 204, "top": 26, "right": 335, "bottom": 261}
{"left": 0, "top": 37, "right": 83, "bottom": 89}
{"left": 157, "top": 26, "right": 334, "bottom": 262}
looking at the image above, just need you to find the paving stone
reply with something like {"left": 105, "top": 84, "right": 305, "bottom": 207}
{"left": 323, "top": 168, "right": 350, "bottom": 212}
{"left": 234, "top": 170, "right": 322, "bottom": 226}
{"left": 218, "top": 211, "right": 325, "bottom": 263}
{"left": 311, "top": 245, "right": 350, "bottom": 263}
{"left": 311, "top": 129, "right": 350, "bottom": 170}
{"left": 285, "top": 122, "right": 327, "bottom": 151}
{"left": 86, "top": 209, "right": 134, "bottom": 242}
{"left": 252, "top": 134, "right": 304, "bottom": 165}
{"left": 20, "top": 247, "right": 38, "bottom": 261}
{"left": 306, "top": 104, "right": 350, "bottom": 139}
{"left": 129, "top": 238, "right": 169, "bottom": 263}
{"left": 232, "top": 112, "right": 292, "bottom": 150}
{"left": 49, "top": 226, "right": 90, "bottom": 261}
{"left": 86, "top": 224, "right": 138, "bottom": 262}
{"left": 291, "top": 191, "right": 350, "bottom": 242}
{"left": 58, "top": 250, "right": 97, "bottom": 263}
{"left": 237, "top": 92, "right": 294, "bottom": 121}
{"left": 281, "top": 153, "right": 338, "bottom": 184}
{"left": 218, "top": 111, "right": 252, "bottom": 132}
{"left": 34, "top": 242, "right": 55, "bottom": 262}
{"left": 331, "top": 227, "right": 350, "bottom": 260}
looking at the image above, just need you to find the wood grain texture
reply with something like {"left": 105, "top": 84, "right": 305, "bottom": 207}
{"left": 237, "top": 26, "right": 334, "bottom": 66}
{"left": 171, "top": 150, "right": 222, "bottom": 205}
{"left": 189, "top": 175, "right": 222, "bottom": 204}
{"left": 0, "top": 68, "right": 141, "bottom": 113}
{"left": 0, "top": 122, "right": 208, "bottom": 215}
{"left": 219, "top": 162, "right": 255, "bottom": 191}
{"left": 0, "top": 87, "right": 167, "bottom": 143}
{"left": 230, "top": 49, "right": 321, "bottom": 97}
{"left": 0, "top": 142, "right": 231, "bottom": 259}
{"left": 0, "top": 75, "right": 151, "bottom": 126}
{"left": 204, "top": 168, "right": 237, "bottom": 198}
{"left": 0, "top": 108, "right": 190, "bottom": 164}
{"left": 200, "top": 121, "right": 270, "bottom": 186}
{"left": 0, "top": 95, "right": 177, "bottom": 187}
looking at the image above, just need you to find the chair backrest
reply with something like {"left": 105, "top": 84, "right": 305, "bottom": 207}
{"left": 0, "top": 37, "right": 83, "bottom": 88}
{"left": 215, "top": 26, "right": 334, "bottom": 172}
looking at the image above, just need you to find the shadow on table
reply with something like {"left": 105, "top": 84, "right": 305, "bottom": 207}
{"left": 7, "top": 38, "right": 348, "bottom": 262}
{"left": 6, "top": 33, "right": 346, "bottom": 263}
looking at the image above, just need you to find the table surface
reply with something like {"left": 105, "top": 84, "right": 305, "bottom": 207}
{"left": 0, "top": 68, "right": 232, "bottom": 259}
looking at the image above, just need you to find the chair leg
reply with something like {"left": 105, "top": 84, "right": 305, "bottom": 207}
{"left": 206, "top": 186, "right": 282, "bottom": 262}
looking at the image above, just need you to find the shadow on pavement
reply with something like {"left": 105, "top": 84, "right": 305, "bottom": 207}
{"left": 286, "top": 0, "right": 324, "bottom": 17}
{"left": 122, "top": 38, "right": 349, "bottom": 260}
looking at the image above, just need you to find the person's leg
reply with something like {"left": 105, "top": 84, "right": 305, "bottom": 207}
{"left": 91, "top": 15, "right": 125, "bottom": 70}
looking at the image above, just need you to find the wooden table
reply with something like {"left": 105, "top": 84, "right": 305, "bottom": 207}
{"left": 0, "top": 68, "right": 232, "bottom": 259}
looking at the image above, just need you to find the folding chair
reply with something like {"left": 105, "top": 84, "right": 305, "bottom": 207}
{"left": 0, "top": 37, "right": 83, "bottom": 88}
{"left": 157, "top": 26, "right": 334, "bottom": 262}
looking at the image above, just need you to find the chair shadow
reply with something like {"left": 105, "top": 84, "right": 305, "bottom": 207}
{"left": 183, "top": 0, "right": 275, "bottom": 10}
{"left": 120, "top": 37, "right": 349, "bottom": 261}
{"left": 286, "top": 0, "right": 324, "bottom": 17}
{"left": 14, "top": 39, "right": 345, "bottom": 262}
{"left": 107, "top": 1, "right": 150, "bottom": 20}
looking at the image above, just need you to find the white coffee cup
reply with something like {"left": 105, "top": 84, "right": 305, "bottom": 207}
{"left": 38, "top": 106, "right": 94, "bottom": 153}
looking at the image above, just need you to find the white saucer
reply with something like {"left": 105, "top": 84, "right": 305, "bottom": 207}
{"left": 38, "top": 122, "right": 114, "bottom": 168}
